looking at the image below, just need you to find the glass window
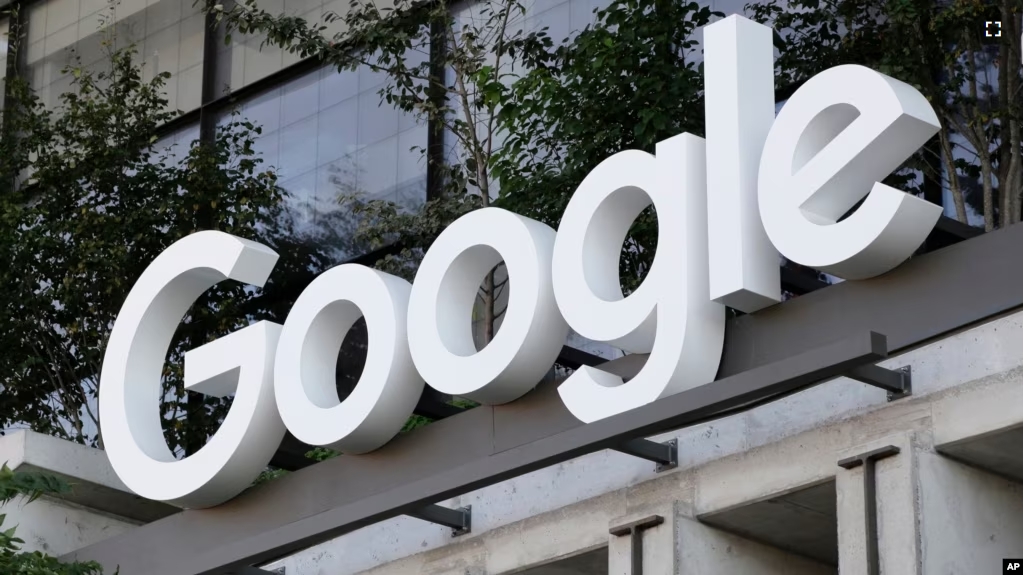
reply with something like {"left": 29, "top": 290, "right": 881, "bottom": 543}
{"left": 153, "top": 121, "right": 200, "bottom": 167}
{"left": 213, "top": 0, "right": 349, "bottom": 94}
{"left": 218, "top": 63, "right": 427, "bottom": 263}
{"left": 24, "top": 0, "right": 205, "bottom": 112}
{"left": 444, "top": 0, "right": 613, "bottom": 198}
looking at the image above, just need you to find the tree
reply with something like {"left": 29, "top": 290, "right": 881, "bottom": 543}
{"left": 493, "top": 0, "right": 719, "bottom": 294}
{"left": 214, "top": 0, "right": 555, "bottom": 346}
{"left": 746, "top": 0, "right": 1023, "bottom": 231}
{"left": 0, "top": 464, "right": 107, "bottom": 574}
{"left": 0, "top": 33, "right": 327, "bottom": 453}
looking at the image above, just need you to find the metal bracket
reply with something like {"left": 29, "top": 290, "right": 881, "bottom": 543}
{"left": 614, "top": 438, "right": 678, "bottom": 473}
{"left": 846, "top": 364, "right": 912, "bottom": 401}
{"left": 406, "top": 504, "right": 472, "bottom": 537}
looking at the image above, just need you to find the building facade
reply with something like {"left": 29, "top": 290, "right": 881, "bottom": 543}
{"left": 0, "top": 0, "right": 1020, "bottom": 574}
{"left": 5, "top": 228, "right": 1022, "bottom": 573}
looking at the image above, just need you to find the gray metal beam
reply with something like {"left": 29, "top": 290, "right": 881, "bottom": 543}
{"left": 63, "top": 224, "right": 1023, "bottom": 575}
{"left": 614, "top": 438, "right": 678, "bottom": 472}
{"left": 838, "top": 445, "right": 901, "bottom": 575}
{"left": 609, "top": 515, "right": 664, "bottom": 575}
{"left": 405, "top": 504, "right": 472, "bottom": 537}
{"left": 846, "top": 364, "right": 912, "bottom": 400}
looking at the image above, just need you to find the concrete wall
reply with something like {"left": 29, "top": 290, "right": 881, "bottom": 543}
{"left": 257, "top": 311, "right": 1022, "bottom": 574}
{"left": 918, "top": 451, "right": 1022, "bottom": 574}
{"left": 0, "top": 430, "right": 176, "bottom": 557}
{"left": 1, "top": 494, "right": 138, "bottom": 556}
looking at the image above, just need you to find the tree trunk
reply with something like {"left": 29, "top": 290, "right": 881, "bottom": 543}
{"left": 1001, "top": 2, "right": 1024, "bottom": 224}
{"left": 998, "top": 37, "right": 1012, "bottom": 228}
{"left": 938, "top": 128, "right": 969, "bottom": 223}
{"left": 478, "top": 151, "right": 495, "bottom": 347}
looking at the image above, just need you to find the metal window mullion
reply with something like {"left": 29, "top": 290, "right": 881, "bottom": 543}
{"left": 198, "top": 1, "right": 220, "bottom": 145}
{"left": 425, "top": 17, "right": 447, "bottom": 202}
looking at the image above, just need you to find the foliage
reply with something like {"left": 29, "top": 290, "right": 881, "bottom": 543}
{"left": 746, "top": 0, "right": 1022, "bottom": 230}
{"left": 494, "top": 0, "right": 719, "bottom": 293}
{"left": 0, "top": 464, "right": 107, "bottom": 574}
{"left": 0, "top": 38, "right": 328, "bottom": 452}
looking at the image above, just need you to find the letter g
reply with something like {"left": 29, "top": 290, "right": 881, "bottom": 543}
{"left": 99, "top": 231, "right": 286, "bottom": 508}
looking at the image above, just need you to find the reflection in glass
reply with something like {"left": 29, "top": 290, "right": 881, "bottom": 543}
{"left": 217, "top": 64, "right": 427, "bottom": 264}
{"left": 24, "top": 0, "right": 204, "bottom": 112}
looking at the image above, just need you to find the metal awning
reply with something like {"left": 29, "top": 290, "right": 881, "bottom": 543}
{"left": 64, "top": 224, "right": 1023, "bottom": 575}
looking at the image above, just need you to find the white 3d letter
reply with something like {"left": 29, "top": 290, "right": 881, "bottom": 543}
{"left": 552, "top": 134, "right": 725, "bottom": 423}
{"left": 274, "top": 265, "right": 423, "bottom": 453}
{"left": 758, "top": 64, "right": 943, "bottom": 278}
{"left": 99, "top": 231, "right": 285, "bottom": 508}
{"left": 704, "top": 15, "right": 781, "bottom": 312}
{"left": 407, "top": 207, "right": 568, "bottom": 405}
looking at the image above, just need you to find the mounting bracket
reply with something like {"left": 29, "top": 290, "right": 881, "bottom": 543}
{"left": 846, "top": 364, "right": 912, "bottom": 401}
{"left": 614, "top": 438, "right": 678, "bottom": 473}
{"left": 406, "top": 504, "right": 472, "bottom": 537}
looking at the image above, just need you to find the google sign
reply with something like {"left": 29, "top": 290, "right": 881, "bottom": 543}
{"left": 98, "top": 15, "right": 942, "bottom": 509}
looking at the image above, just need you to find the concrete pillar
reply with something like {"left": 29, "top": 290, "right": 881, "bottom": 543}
{"left": 836, "top": 432, "right": 921, "bottom": 575}
{"left": 916, "top": 449, "right": 1022, "bottom": 574}
{"left": 0, "top": 430, "right": 176, "bottom": 556}
{"left": 838, "top": 429, "right": 1023, "bottom": 575}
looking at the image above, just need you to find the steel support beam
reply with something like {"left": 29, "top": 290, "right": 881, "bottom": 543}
{"left": 405, "top": 504, "right": 472, "bottom": 537}
{"left": 845, "top": 364, "right": 912, "bottom": 401}
{"left": 614, "top": 438, "right": 678, "bottom": 472}
{"left": 838, "top": 445, "right": 901, "bottom": 575}
{"left": 609, "top": 515, "right": 664, "bottom": 575}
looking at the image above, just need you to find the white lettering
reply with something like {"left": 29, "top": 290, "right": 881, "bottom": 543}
{"left": 758, "top": 64, "right": 942, "bottom": 279}
{"left": 705, "top": 15, "right": 781, "bottom": 312}
{"left": 99, "top": 232, "right": 285, "bottom": 508}
{"left": 99, "top": 16, "right": 943, "bottom": 507}
{"left": 274, "top": 264, "right": 423, "bottom": 453}
{"left": 552, "top": 134, "right": 724, "bottom": 423}
{"left": 406, "top": 207, "right": 568, "bottom": 405}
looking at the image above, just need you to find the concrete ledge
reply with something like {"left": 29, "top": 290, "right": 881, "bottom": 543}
{"left": 0, "top": 430, "right": 178, "bottom": 523}
{"left": 698, "top": 480, "right": 838, "bottom": 565}
{"left": 932, "top": 367, "right": 1023, "bottom": 481}
{"left": 935, "top": 424, "right": 1022, "bottom": 482}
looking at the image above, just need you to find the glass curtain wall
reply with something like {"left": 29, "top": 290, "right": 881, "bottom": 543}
{"left": 213, "top": 0, "right": 349, "bottom": 95}
{"left": 443, "top": 0, "right": 611, "bottom": 198}
{"left": 215, "top": 57, "right": 429, "bottom": 264}
{"left": 23, "top": 0, "right": 205, "bottom": 112}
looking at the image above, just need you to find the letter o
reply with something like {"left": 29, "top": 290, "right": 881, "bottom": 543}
{"left": 406, "top": 207, "right": 568, "bottom": 404}
{"left": 274, "top": 265, "right": 423, "bottom": 453}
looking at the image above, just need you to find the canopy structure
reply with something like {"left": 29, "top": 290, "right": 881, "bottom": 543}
{"left": 65, "top": 224, "right": 1023, "bottom": 575}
